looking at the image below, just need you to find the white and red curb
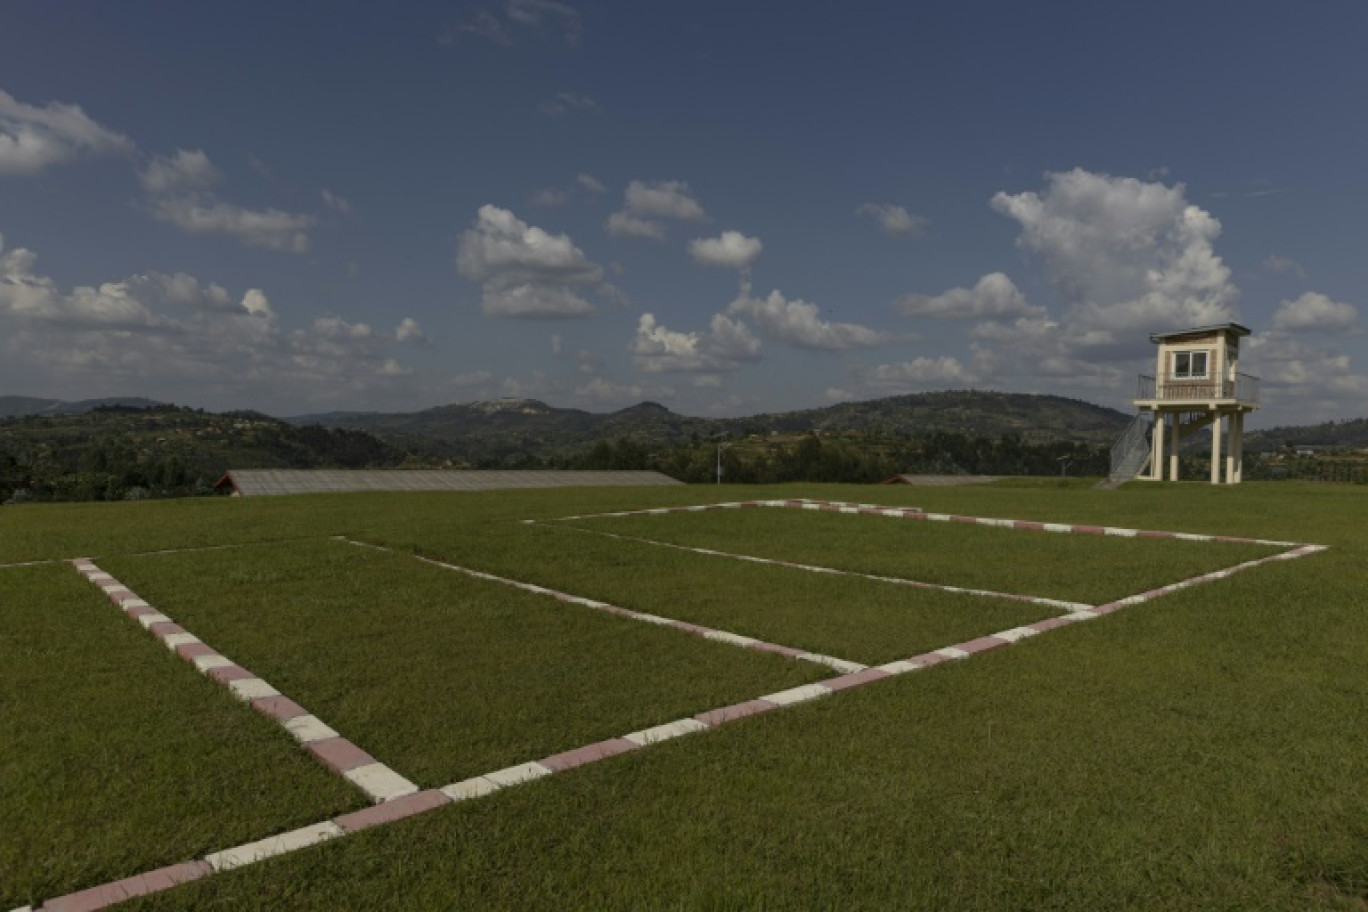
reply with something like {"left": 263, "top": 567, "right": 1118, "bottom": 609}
{"left": 555, "top": 523, "right": 1095, "bottom": 613}
{"left": 23, "top": 507, "right": 1328, "bottom": 911}
{"left": 69, "top": 560, "right": 419, "bottom": 806}
{"left": 340, "top": 538, "right": 868, "bottom": 675}
{"left": 541, "top": 498, "right": 1304, "bottom": 548}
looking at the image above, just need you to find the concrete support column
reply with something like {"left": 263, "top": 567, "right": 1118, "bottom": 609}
{"left": 1210, "top": 413, "right": 1223, "bottom": 484}
{"left": 1169, "top": 412, "right": 1181, "bottom": 481}
{"left": 1233, "top": 412, "right": 1244, "bottom": 483}
{"left": 1151, "top": 412, "right": 1166, "bottom": 480}
{"left": 1231, "top": 412, "right": 1242, "bottom": 484}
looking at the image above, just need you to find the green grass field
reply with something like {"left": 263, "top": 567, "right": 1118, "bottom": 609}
{"left": 1, "top": 480, "right": 1365, "bottom": 910}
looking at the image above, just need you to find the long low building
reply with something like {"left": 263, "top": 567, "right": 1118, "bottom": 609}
{"left": 214, "top": 469, "right": 684, "bottom": 497}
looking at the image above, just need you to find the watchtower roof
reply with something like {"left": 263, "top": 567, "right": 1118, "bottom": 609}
{"left": 1148, "top": 323, "right": 1251, "bottom": 344}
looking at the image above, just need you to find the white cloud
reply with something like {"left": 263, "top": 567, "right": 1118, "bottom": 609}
{"left": 482, "top": 284, "right": 595, "bottom": 317}
{"left": 728, "top": 287, "right": 888, "bottom": 351}
{"left": 855, "top": 203, "right": 927, "bottom": 238}
{"left": 1271, "top": 291, "right": 1357, "bottom": 334}
{"left": 576, "top": 173, "right": 605, "bottom": 193}
{"left": 539, "top": 92, "right": 601, "bottom": 115}
{"left": 140, "top": 149, "right": 316, "bottom": 253}
{"left": 689, "top": 231, "right": 763, "bottom": 270}
{"left": 630, "top": 312, "right": 760, "bottom": 373}
{"left": 239, "top": 289, "right": 275, "bottom": 320}
{"left": 1245, "top": 329, "right": 1368, "bottom": 421}
{"left": 124, "top": 272, "right": 234, "bottom": 310}
{"left": 444, "top": 0, "right": 582, "bottom": 46}
{"left": 606, "top": 211, "right": 666, "bottom": 240}
{"left": 550, "top": 333, "right": 563, "bottom": 355}
{"left": 624, "top": 180, "right": 705, "bottom": 220}
{"left": 0, "top": 89, "right": 134, "bottom": 175}
{"left": 575, "top": 376, "right": 675, "bottom": 403}
{"left": 530, "top": 187, "right": 570, "bottom": 207}
{"left": 396, "top": 317, "right": 428, "bottom": 345}
{"left": 861, "top": 357, "right": 981, "bottom": 389}
{"left": 1263, "top": 255, "right": 1306, "bottom": 278}
{"left": 456, "top": 204, "right": 617, "bottom": 318}
{"left": 608, "top": 180, "right": 706, "bottom": 241}
{"left": 991, "top": 168, "right": 1237, "bottom": 344}
{"left": 321, "top": 188, "right": 353, "bottom": 216}
{"left": 896, "top": 272, "right": 1040, "bottom": 320}
{"left": 140, "top": 149, "right": 218, "bottom": 194}
{"left": 0, "top": 233, "right": 438, "bottom": 409}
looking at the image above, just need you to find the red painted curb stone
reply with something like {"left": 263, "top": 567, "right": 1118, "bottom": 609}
{"left": 957, "top": 636, "right": 1010, "bottom": 654}
{"left": 539, "top": 737, "right": 640, "bottom": 772}
{"left": 694, "top": 699, "right": 778, "bottom": 726}
{"left": 250, "top": 695, "right": 309, "bottom": 722}
{"left": 334, "top": 789, "right": 451, "bottom": 834}
{"left": 42, "top": 860, "right": 213, "bottom": 912}
{"left": 308, "top": 737, "right": 376, "bottom": 773}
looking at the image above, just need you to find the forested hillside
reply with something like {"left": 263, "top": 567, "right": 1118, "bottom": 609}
{"left": 0, "top": 406, "right": 406, "bottom": 503}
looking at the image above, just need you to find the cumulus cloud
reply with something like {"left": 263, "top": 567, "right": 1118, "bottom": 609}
{"left": 855, "top": 203, "right": 928, "bottom": 238}
{"left": 630, "top": 312, "right": 761, "bottom": 372}
{"left": 456, "top": 204, "right": 618, "bottom": 318}
{"left": 991, "top": 168, "right": 1237, "bottom": 345}
{"left": 728, "top": 286, "right": 889, "bottom": 351}
{"left": 607, "top": 180, "right": 706, "bottom": 241}
{"left": 624, "top": 180, "right": 705, "bottom": 220}
{"left": 396, "top": 317, "right": 428, "bottom": 345}
{"left": 0, "top": 89, "right": 134, "bottom": 175}
{"left": 576, "top": 173, "right": 606, "bottom": 193}
{"left": 139, "top": 148, "right": 218, "bottom": 194}
{"left": 140, "top": 149, "right": 315, "bottom": 253}
{"left": 860, "top": 357, "right": 982, "bottom": 390}
{"left": 689, "top": 231, "right": 763, "bottom": 270}
{"left": 1245, "top": 329, "right": 1368, "bottom": 421}
{"left": 1271, "top": 291, "right": 1358, "bottom": 334}
{"left": 606, "top": 211, "right": 665, "bottom": 240}
{"left": 896, "top": 272, "right": 1040, "bottom": 321}
{"left": 0, "top": 233, "right": 426, "bottom": 407}
{"left": 575, "top": 376, "right": 675, "bottom": 404}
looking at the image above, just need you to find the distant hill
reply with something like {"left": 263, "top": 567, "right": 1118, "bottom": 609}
{"left": 0, "top": 405, "right": 405, "bottom": 503}
{"left": 0, "top": 395, "right": 167, "bottom": 417}
{"left": 1246, "top": 417, "right": 1368, "bottom": 452}
{"left": 289, "top": 391, "right": 1133, "bottom": 462}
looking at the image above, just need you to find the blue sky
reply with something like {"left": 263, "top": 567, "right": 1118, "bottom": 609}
{"left": 2, "top": 1, "right": 1365, "bottom": 426}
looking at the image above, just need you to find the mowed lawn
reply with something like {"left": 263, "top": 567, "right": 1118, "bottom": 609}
{"left": 0, "top": 565, "right": 362, "bottom": 910}
{"left": 0, "top": 480, "right": 1364, "bottom": 910}
{"left": 558, "top": 505, "right": 1283, "bottom": 604}
{"left": 100, "top": 538, "right": 827, "bottom": 787}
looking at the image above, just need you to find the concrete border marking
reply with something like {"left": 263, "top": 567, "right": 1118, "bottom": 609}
{"left": 69, "top": 560, "right": 419, "bottom": 807}
{"left": 340, "top": 539, "right": 867, "bottom": 676}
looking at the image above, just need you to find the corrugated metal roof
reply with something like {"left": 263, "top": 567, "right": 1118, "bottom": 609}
{"left": 1148, "top": 323, "right": 1251, "bottom": 342}
{"left": 215, "top": 469, "right": 684, "bottom": 497}
{"left": 880, "top": 474, "right": 1001, "bottom": 486}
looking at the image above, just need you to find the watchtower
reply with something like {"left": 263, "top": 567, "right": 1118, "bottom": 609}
{"left": 1130, "top": 323, "right": 1260, "bottom": 484}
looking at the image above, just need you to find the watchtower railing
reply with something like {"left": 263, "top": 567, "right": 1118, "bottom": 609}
{"left": 1136, "top": 372, "right": 1259, "bottom": 405}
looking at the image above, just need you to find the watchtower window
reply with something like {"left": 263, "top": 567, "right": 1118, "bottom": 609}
{"left": 1174, "top": 351, "right": 1208, "bottom": 379}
